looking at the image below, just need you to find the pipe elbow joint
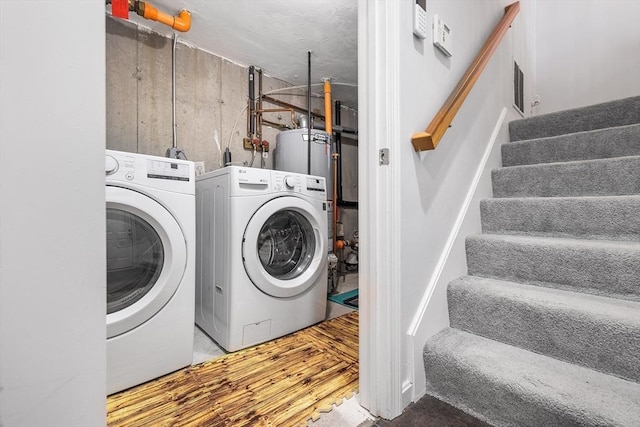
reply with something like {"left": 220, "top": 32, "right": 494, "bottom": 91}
{"left": 139, "top": 2, "right": 191, "bottom": 32}
{"left": 172, "top": 10, "right": 191, "bottom": 32}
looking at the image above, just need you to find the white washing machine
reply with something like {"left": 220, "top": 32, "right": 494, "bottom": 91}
{"left": 105, "top": 150, "right": 195, "bottom": 394}
{"left": 196, "top": 166, "right": 328, "bottom": 352}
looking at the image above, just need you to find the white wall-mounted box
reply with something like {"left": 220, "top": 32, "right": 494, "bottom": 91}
{"left": 413, "top": 1, "right": 428, "bottom": 39}
{"left": 433, "top": 14, "right": 453, "bottom": 56}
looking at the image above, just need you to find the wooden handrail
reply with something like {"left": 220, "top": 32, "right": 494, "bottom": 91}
{"left": 412, "top": 2, "right": 520, "bottom": 152}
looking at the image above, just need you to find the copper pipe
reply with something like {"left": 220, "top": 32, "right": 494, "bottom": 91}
{"left": 262, "top": 119, "right": 288, "bottom": 130}
{"left": 255, "top": 108, "right": 297, "bottom": 128}
{"left": 246, "top": 99, "right": 251, "bottom": 137}
{"left": 262, "top": 95, "right": 326, "bottom": 122}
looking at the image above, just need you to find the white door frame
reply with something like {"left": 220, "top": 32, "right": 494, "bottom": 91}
{"left": 358, "top": 0, "right": 404, "bottom": 419}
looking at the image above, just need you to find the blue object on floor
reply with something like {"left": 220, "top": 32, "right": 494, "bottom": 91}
{"left": 328, "top": 289, "right": 359, "bottom": 309}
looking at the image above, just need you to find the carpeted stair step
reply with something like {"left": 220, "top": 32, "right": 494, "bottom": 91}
{"left": 448, "top": 275, "right": 640, "bottom": 382}
{"left": 492, "top": 155, "right": 640, "bottom": 198}
{"left": 465, "top": 233, "right": 640, "bottom": 301}
{"left": 502, "top": 123, "right": 640, "bottom": 166}
{"left": 480, "top": 195, "right": 640, "bottom": 241}
{"left": 509, "top": 96, "right": 640, "bottom": 142}
{"left": 423, "top": 328, "right": 640, "bottom": 427}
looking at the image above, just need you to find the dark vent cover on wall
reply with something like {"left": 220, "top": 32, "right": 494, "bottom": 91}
{"left": 514, "top": 61, "right": 524, "bottom": 114}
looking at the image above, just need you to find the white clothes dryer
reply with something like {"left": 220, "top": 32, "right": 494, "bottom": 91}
{"left": 196, "top": 166, "right": 328, "bottom": 352}
{"left": 105, "top": 150, "right": 195, "bottom": 394}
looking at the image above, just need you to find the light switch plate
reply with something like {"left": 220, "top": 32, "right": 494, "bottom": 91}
{"left": 433, "top": 14, "right": 453, "bottom": 57}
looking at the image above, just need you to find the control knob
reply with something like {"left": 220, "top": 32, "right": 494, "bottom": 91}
{"left": 105, "top": 155, "right": 119, "bottom": 175}
{"left": 284, "top": 176, "right": 296, "bottom": 189}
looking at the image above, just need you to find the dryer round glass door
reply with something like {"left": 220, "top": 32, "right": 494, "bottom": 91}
{"left": 243, "top": 196, "right": 327, "bottom": 298}
{"left": 106, "top": 208, "right": 164, "bottom": 314}
{"left": 106, "top": 185, "right": 187, "bottom": 338}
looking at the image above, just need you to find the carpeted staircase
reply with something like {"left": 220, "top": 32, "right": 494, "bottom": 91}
{"left": 423, "top": 96, "right": 640, "bottom": 426}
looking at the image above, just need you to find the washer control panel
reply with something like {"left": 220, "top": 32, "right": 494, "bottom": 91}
{"left": 224, "top": 166, "right": 325, "bottom": 200}
{"left": 272, "top": 170, "right": 326, "bottom": 199}
{"left": 306, "top": 177, "right": 325, "bottom": 194}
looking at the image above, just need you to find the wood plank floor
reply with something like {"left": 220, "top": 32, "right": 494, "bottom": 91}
{"left": 107, "top": 311, "right": 359, "bottom": 427}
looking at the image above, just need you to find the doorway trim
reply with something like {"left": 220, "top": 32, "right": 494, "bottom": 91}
{"left": 358, "top": 0, "right": 404, "bottom": 419}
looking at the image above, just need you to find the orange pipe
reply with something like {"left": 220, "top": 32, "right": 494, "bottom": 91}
{"left": 138, "top": 2, "right": 191, "bottom": 32}
{"left": 324, "top": 80, "right": 340, "bottom": 253}
{"left": 324, "top": 79, "right": 332, "bottom": 134}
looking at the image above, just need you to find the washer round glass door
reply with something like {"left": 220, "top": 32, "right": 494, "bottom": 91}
{"left": 106, "top": 185, "right": 187, "bottom": 338}
{"left": 242, "top": 197, "right": 326, "bottom": 298}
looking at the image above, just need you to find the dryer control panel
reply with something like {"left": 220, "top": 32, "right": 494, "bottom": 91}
{"left": 147, "top": 159, "right": 190, "bottom": 182}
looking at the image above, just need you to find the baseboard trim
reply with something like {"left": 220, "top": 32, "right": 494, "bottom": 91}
{"left": 407, "top": 107, "right": 508, "bottom": 338}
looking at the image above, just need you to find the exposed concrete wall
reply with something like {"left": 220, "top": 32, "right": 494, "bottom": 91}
{"left": 107, "top": 16, "right": 272, "bottom": 170}
{"left": 106, "top": 15, "right": 358, "bottom": 266}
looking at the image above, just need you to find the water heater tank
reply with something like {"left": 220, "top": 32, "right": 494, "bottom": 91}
{"left": 274, "top": 128, "right": 332, "bottom": 199}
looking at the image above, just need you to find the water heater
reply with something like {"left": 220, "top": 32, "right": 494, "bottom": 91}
{"left": 274, "top": 128, "right": 334, "bottom": 261}
{"left": 273, "top": 128, "right": 332, "bottom": 196}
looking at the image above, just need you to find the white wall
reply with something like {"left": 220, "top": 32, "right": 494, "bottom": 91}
{"left": 0, "top": 2, "right": 106, "bottom": 427}
{"left": 359, "top": 0, "right": 536, "bottom": 413}
{"left": 535, "top": 0, "right": 640, "bottom": 114}
{"left": 372, "top": 0, "right": 640, "bottom": 412}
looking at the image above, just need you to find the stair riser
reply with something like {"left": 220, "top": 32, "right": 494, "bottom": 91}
{"left": 480, "top": 197, "right": 640, "bottom": 241}
{"left": 492, "top": 156, "right": 640, "bottom": 198}
{"left": 448, "top": 279, "right": 640, "bottom": 382}
{"left": 424, "top": 329, "right": 640, "bottom": 427}
{"left": 502, "top": 123, "right": 640, "bottom": 167}
{"left": 424, "top": 357, "right": 572, "bottom": 427}
{"left": 466, "top": 236, "right": 640, "bottom": 301}
{"left": 509, "top": 96, "right": 640, "bottom": 141}
{"left": 424, "top": 98, "right": 640, "bottom": 425}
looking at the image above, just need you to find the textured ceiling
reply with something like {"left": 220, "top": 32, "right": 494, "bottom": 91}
{"left": 115, "top": 0, "right": 358, "bottom": 109}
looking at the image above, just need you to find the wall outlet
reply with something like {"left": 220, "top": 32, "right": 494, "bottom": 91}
{"left": 194, "top": 161, "right": 205, "bottom": 176}
{"left": 243, "top": 137, "right": 254, "bottom": 150}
